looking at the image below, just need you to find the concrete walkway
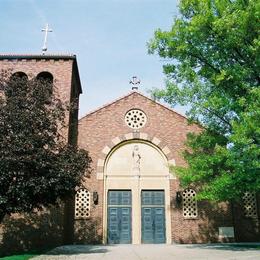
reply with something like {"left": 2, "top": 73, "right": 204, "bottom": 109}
{"left": 33, "top": 244, "right": 260, "bottom": 260}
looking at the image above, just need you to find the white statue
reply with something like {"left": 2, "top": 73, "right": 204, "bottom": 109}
{"left": 132, "top": 145, "right": 141, "bottom": 172}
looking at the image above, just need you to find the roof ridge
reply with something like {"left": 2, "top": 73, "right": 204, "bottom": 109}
{"left": 0, "top": 53, "right": 76, "bottom": 59}
{"left": 79, "top": 91, "right": 136, "bottom": 121}
{"left": 138, "top": 91, "right": 187, "bottom": 119}
{"left": 79, "top": 91, "right": 187, "bottom": 121}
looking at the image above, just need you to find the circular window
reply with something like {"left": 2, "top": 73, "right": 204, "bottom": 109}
{"left": 125, "top": 109, "right": 147, "bottom": 129}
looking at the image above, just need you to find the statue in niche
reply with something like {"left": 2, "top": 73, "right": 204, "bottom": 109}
{"left": 132, "top": 145, "right": 141, "bottom": 172}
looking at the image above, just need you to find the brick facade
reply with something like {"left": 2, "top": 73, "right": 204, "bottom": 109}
{"left": 77, "top": 91, "right": 260, "bottom": 244}
{"left": 0, "top": 55, "right": 259, "bottom": 255}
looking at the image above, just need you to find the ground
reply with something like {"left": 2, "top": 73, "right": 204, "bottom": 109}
{"left": 32, "top": 244, "right": 260, "bottom": 260}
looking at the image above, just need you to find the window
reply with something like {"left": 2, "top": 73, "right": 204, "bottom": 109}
{"left": 36, "top": 71, "right": 54, "bottom": 98}
{"left": 242, "top": 192, "right": 258, "bottom": 218}
{"left": 11, "top": 71, "right": 28, "bottom": 80}
{"left": 182, "top": 189, "right": 198, "bottom": 218}
{"left": 124, "top": 109, "right": 147, "bottom": 129}
{"left": 75, "top": 188, "right": 91, "bottom": 219}
{"left": 36, "top": 71, "right": 53, "bottom": 83}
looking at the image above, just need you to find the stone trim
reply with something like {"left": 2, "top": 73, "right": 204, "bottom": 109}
{"left": 140, "top": 133, "right": 148, "bottom": 140}
{"left": 125, "top": 133, "right": 134, "bottom": 140}
{"left": 112, "top": 137, "right": 121, "bottom": 145}
{"left": 162, "top": 146, "right": 171, "bottom": 156}
{"left": 96, "top": 133, "right": 176, "bottom": 180}
{"left": 102, "top": 146, "right": 110, "bottom": 155}
{"left": 168, "top": 159, "right": 176, "bottom": 179}
{"left": 97, "top": 159, "right": 105, "bottom": 167}
{"left": 97, "top": 172, "right": 103, "bottom": 180}
{"left": 152, "top": 137, "right": 161, "bottom": 146}
{"left": 168, "top": 159, "right": 176, "bottom": 166}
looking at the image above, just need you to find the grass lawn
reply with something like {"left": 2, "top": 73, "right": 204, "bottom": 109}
{"left": 0, "top": 248, "right": 52, "bottom": 260}
{"left": 0, "top": 253, "right": 38, "bottom": 260}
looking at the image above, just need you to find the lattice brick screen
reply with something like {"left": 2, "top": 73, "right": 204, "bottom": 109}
{"left": 75, "top": 189, "right": 91, "bottom": 219}
{"left": 243, "top": 192, "right": 258, "bottom": 218}
{"left": 183, "top": 189, "right": 198, "bottom": 218}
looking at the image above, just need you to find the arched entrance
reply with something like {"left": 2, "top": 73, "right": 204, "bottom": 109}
{"left": 103, "top": 140, "right": 172, "bottom": 244}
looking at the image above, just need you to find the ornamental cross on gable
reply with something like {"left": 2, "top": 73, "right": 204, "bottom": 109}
{"left": 129, "top": 76, "right": 140, "bottom": 91}
{"left": 41, "top": 23, "right": 53, "bottom": 55}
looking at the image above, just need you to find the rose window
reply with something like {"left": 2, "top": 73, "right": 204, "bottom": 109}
{"left": 125, "top": 109, "right": 147, "bottom": 129}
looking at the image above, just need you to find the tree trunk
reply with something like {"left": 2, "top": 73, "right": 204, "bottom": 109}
{"left": 0, "top": 212, "right": 5, "bottom": 224}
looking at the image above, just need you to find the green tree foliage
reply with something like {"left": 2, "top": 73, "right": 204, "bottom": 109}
{"left": 149, "top": 0, "right": 260, "bottom": 201}
{"left": 0, "top": 72, "right": 90, "bottom": 222}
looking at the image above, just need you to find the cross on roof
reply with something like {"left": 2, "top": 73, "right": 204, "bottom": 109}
{"left": 129, "top": 76, "right": 140, "bottom": 91}
{"left": 41, "top": 23, "right": 53, "bottom": 55}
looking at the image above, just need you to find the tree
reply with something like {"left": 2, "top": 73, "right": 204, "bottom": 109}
{"left": 0, "top": 72, "right": 90, "bottom": 222}
{"left": 148, "top": 0, "right": 260, "bottom": 201}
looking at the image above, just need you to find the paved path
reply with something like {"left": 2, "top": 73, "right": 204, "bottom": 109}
{"left": 33, "top": 244, "right": 260, "bottom": 260}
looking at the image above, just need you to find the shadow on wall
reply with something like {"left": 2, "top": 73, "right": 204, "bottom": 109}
{"left": 173, "top": 197, "right": 260, "bottom": 243}
{"left": 74, "top": 217, "right": 102, "bottom": 244}
{"left": 232, "top": 199, "right": 260, "bottom": 242}
{"left": 172, "top": 198, "right": 235, "bottom": 243}
{"left": 0, "top": 205, "right": 64, "bottom": 257}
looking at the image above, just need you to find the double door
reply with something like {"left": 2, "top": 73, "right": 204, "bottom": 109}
{"left": 107, "top": 190, "right": 165, "bottom": 244}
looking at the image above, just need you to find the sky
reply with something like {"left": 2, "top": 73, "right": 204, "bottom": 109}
{"left": 0, "top": 0, "right": 182, "bottom": 118}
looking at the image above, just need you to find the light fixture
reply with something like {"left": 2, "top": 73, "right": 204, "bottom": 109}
{"left": 176, "top": 191, "right": 182, "bottom": 204}
{"left": 93, "top": 191, "right": 98, "bottom": 205}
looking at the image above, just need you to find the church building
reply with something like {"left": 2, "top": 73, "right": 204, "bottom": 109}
{"left": 76, "top": 89, "right": 259, "bottom": 245}
{"left": 0, "top": 54, "right": 259, "bottom": 254}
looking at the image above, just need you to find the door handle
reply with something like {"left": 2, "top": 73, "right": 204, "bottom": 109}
{"left": 119, "top": 219, "right": 121, "bottom": 231}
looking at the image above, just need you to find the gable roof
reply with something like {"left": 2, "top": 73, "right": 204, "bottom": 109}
{"left": 79, "top": 90, "right": 187, "bottom": 121}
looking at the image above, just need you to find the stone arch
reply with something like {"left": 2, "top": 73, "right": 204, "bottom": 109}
{"left": 96, "top": 132, "right": 176, "bottom": 180}
{"left": 36, "top": 71, "right": 54, "bottom": 97}
{"left": 100, "top": 132, "right": 174, "bottom": 244}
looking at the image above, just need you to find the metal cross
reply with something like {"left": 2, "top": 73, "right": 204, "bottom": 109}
{"left": 41, "top": 23, "right": 53, "bottom": 55}
{"left": 129, "top": 76, "right": 140, "bottom": 91}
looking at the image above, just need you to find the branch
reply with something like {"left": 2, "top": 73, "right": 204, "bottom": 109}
{"left": 186, "top": 40, "right": 221, "bottom": 74}
{"left": 203, "top": 106, "right": 232, "bottom": 129}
